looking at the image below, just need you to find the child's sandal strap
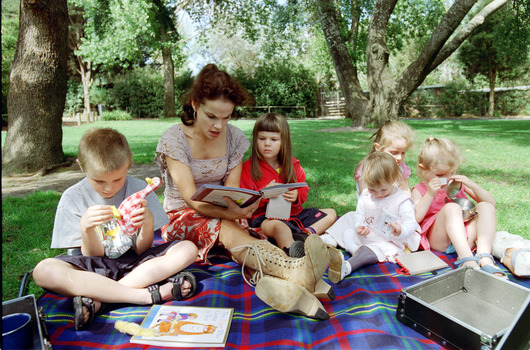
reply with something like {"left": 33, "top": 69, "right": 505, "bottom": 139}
{"left": 73, "top": 296, "right": 95, "bottom": 331}
{"left": 476, "top": 253, "right": 495, "bottom": 263}
{"left": 147, "top": 284, "right": 163, "bottom": 304}
{"left": 168, "top": 271, "right": 197, "bottom": 301}
{"left": 454, "top": 255, "right": 478, "bottom": 267}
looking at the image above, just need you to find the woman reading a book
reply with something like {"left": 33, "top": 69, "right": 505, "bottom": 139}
{"left": 155, "top": 64, "right": 333, "bottom": 320}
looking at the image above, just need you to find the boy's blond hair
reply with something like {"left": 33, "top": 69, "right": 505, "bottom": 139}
{"left": 371, "top": 120, "right": 414, "bottom": 151}
{"left": 417, "top": 137, "right": 461, "bottom": 180}
{"left": 362, "top": 152, "right": 402, "bottom": 189}
{"left": 78, "top": 128, "right": 132, "bottom": 174}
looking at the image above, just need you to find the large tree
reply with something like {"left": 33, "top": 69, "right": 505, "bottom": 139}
{"left": 2, "top": 0, "right": 69, "bottom": 175}
{"left": 458, "top": 5, "right": 529, "bottom": 117}
{"left": 315, "top": 0, "right": 514, "bottom": 126}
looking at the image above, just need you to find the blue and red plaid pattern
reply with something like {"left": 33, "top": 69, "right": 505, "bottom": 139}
{"left": 38, "top": 246, "right": 529, "bottom": 349}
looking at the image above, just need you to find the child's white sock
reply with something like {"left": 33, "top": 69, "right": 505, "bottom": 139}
{"left": 319, "top": 233, "right": 338, "bottom": 247}
{"left": 341, "top": 259, "right": 352, "bottom": 280}
{"left": 320, "top": 233, "right": 337, "bottom": 247}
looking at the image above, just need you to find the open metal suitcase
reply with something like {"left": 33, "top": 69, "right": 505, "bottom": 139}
{"left": 2, "top": 294, "right": 52, "bottom": 349}
{"left": 396, "top": 266, "right": 530, "bottom": 350}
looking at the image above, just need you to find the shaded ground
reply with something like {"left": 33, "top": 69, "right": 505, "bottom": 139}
{"left": 1, "top": 162, "right": 162, "bottom": 199}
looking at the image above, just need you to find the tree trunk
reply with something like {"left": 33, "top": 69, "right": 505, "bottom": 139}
{"left": 161, "top": 29, "right": 176, "bottom": 119}
{"left": 314, "top": 0, "right": 509, "bottom": 127}
{"left": 315, "top": 0, "right": 368, "bottom": 127}
{"left": 3, "top": 0, "right": 68, "bottom": 175}
{"left": 366, "top": 0, "right": 399, "bottom": 124}
{"left": 487, "top": 59, "right": 496, "bottom": 118}
{"left": 79, "top": 58, "right": 93, "bottom": 119}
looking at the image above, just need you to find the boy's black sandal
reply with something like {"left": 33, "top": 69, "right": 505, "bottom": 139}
{"left": 148, "top": 271, "right": 197, "bottom": 304}
{"left": 73, "top": 296, "right": 108, "bottom": 331}
{"left": 168, "top": 271, "right": 197, "bottom": 301}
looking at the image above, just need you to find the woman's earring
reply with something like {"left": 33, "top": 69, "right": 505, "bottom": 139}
{"left": 193, "top": 111, "right": 197, "bottom": 120}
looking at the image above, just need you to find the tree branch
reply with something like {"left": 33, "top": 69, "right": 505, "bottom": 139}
{"left": 396, "top": 0, "right": 478, "bottom": 95}
{"left": 428, "top": 0, "right": 509, "bottom": 73}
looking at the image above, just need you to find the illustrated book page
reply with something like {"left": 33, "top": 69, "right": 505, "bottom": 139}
{"left": 130, "top": 305, "right": 233, "bottom": 348}
{"left": 191, "top": 182, "right": 307, "bottom": 208}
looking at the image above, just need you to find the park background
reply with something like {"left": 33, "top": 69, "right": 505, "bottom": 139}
{"left": 2, "top": 0, "right": 530, "bottom": 301}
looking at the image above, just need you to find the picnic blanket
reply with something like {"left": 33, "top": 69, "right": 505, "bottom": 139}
{"left": 38, "top": 242, "right": 530, "bottom": 349}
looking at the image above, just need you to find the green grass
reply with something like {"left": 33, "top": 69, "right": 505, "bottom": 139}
{"left": 2, "top": 118, "right": 529, "bottom": 301}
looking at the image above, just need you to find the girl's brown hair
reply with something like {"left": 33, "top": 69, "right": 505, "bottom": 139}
{"left": 180, "top": 64, "right": 254, "bottom": 126}
{"left": 361, "top": 152, "right": 402, "bottom": 189}
{"left": 250, "top": 113, "right": 296, "bottom": 183}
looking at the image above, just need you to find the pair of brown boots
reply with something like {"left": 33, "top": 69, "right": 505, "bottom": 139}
{"left": 231, "top": 234, "right": 338, "bottom": 320}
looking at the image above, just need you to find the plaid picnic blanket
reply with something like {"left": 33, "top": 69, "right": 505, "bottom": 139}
{"left": 38, "top": 247, "right": 530, "bottom": 349}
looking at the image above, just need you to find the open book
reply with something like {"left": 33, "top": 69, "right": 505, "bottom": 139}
{"left": 395, "top": 250, "right": 450, "bottom": 275}
{"left": 129, "top": 305, "right": 233, "bottom": 348}
{"left": 191, "top": 182, "right": 308, "bottom": 208}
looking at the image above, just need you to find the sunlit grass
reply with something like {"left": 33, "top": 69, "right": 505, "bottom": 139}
{"left": 2, "top": 118, "right": 529, "bottom": 301}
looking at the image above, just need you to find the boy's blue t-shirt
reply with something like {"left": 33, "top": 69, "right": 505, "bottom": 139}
{"left": 51, "top": 176, "right": 169, "bottom": 250}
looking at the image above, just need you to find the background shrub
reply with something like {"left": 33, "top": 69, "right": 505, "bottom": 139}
{"left": 106, "top": 67, "right": 164, "bottom": 118}
{"left": 100, "top": 110, "right": 132, "bottom": 121}
{"left": 234, "top": 62, "right": 318, "bottom": 118}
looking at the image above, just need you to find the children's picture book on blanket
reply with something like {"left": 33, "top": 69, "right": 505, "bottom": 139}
{"left": 129, "top": 305, "right": 234, "bottom": 348}
{"left": 191, "top": 182, "right": 308, "bottom": 208}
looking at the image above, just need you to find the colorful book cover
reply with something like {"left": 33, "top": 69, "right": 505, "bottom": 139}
{"left": 130, "top": 305, "right": 233, "bottom": 347}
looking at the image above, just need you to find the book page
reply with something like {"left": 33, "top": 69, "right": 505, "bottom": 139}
{"left": 260, "top": 182, "right": 307, "bottom": 199}
{"left": 132, "top": 305, "right": 233, "bottom": 347}
{"left": 265, "top": 196, "right": 292, "bottom": 220}
{"left": 200, "top": 189, "right": 256, "bottom": 207}
{"left": 374, "top": 209, "right": 398, "bottom": 238}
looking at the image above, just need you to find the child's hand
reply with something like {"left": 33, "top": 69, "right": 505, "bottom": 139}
{"left": 282, "top": 189, "right": 298, "bottom": 202}
{"left": 81, "top": 205, "right": 113, "bottom": 231}
{"left": 356, "top": 225, "right": 370, "bottom": 236}
{"left": 389, "top": 222, "right": 402, "bottom": 236}
{"left": 450, "top": 175, "right": 475, "bottom": 189}
{"left": 128, "top": 199, "right": 153, "bottom": 228}
{"left": 426, "top": 177, "right": 443, "bottom": 195}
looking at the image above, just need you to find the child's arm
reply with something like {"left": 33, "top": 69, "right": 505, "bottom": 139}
{"left": 80, "top": 205, "right": 113, "bottom": 256}
{"left": 129, "top": 199, "right": 155, "bottom": 254}
{"left": 451, "top": 175, "right": 495, "bottom": 206}
{"left": 393, "top": 200, "right": 421, "bottom": 251}
{"left": 354, "top": 194, "right": 370, "bottom": 236}
{"left": 411, "top": 178, "right": 443, "bottom": 222}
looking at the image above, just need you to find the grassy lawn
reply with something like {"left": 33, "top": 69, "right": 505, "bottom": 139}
{"left": 2, "top": 118, "right": 529, "bottom": 301}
